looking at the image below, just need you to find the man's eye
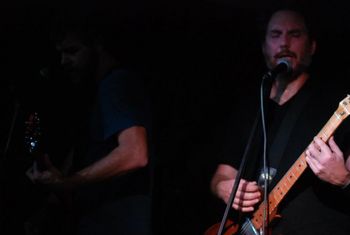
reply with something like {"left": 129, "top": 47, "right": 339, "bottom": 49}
{"left": 62, "top": 46, "right": 80, "bottom": 54}
{"left": 270, "top": 33, "right": 280, "bottom": 38}
{"left": 65, "top": 48, "right": 79, "bottom": 54}
{"left": 291, "top": 32, "right": 302, "bottom": 37}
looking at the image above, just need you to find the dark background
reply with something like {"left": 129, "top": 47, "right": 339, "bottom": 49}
{"left": 1, "top": 0, "right": 350, "bottom": 234}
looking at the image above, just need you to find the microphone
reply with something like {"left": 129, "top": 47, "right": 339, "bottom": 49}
{"left": 264, "top": 59, "right": 292, "bottom": 80}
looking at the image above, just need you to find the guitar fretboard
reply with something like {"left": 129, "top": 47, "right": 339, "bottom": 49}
{"left": 250, "top": 95, "right": 350, "bottom": 230}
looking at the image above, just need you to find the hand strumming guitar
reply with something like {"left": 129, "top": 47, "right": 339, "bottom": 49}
{"left": 31, "top": 154, "right": 82, "bottom": 192}
{"left": 211, "top": 164, "right": 262, "bottom": 212}
{"left": 32, "top": 154, "right": 64, "bottom": 185}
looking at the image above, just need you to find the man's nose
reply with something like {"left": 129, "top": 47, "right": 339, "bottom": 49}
{"left": 280, "top": 34, "right": 291, "bottom": 49}
{"left": 60, "top": 54, "right": 71, "bottom": 67}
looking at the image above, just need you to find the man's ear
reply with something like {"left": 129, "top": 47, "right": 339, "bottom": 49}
{"left": 262, "top": 42, "right": 266, "bottom": 57}
{"left": 310, "top": 40, "right": 317, "bottom": 55}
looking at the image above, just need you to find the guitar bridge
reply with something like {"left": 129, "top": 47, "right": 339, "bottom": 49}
{"left": 239, "top": 218, "right": 260, "bottom": 235}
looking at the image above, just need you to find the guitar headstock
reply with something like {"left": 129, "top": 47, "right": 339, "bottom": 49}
{"left": 336, "top": 95, "right": 350, "bottom": 121}
{"left": 24, "top": 112, "right": 42, "bottom": 154}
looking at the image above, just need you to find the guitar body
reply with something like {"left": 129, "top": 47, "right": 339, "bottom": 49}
{"left": 24, "top": 111, "right": 76, "bottom": 234}
{"left": 204, "top": 219, "right": 239, "bottom": 235}
{"left": 204, "top": 211, "right": 277, "bottom": 235}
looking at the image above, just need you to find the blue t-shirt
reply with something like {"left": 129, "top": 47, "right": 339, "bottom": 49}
{"left": 75, "top": 69, "right": 152, "bottom": 213}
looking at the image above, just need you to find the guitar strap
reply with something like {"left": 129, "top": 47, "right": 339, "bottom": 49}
{"left": 267, "top": 85, "right": 311, "bottom": 171}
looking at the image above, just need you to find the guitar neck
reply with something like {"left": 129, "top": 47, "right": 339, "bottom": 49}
{"left": 250, "top": 95, "right": 350, "bottom": 230}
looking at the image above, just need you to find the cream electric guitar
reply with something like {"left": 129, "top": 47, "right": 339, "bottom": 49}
{"left": 205, "top": 95, "right": 350, "bottom": 235}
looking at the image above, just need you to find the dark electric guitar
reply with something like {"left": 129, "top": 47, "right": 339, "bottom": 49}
{"left": 24, "top": 112, "right": 41, "bottom": 154}
{"left": 24, "top": 111, "right": 76, "bottom": 234}
{"left": 205, "top": 95, "right": 350, "bottom": 235}
{"left": 24, "top": 111, "right": 47, "bottom": 171}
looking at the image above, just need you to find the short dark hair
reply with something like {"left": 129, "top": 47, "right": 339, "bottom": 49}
{"left": 50, "top": 4, "right": 97, "bottom": 47}
{"left": 256, "top": 3, "right": 318, "bottom": 43}
{"left": 50, "top": 2, "right": 145, "bottom": 64}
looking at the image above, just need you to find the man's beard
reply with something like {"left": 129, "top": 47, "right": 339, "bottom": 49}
{"left": 64, "top": 64, "right": 96, "bottom": 86}
{"left": 275, "top": 73, "right": 292, "bottom": 93}
{"left": 292, "top": 56, "right": 312, "bottom": 77}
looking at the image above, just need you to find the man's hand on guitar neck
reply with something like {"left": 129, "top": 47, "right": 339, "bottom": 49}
{"left": 211, "top": 164, "right": 262, "bottom": 212}
{"left": 306, "top": 136, "right": 350, "bottom": 188}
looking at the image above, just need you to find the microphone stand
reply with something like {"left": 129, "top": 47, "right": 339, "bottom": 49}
{"left": 217, "top": 72, "right": 273, "bottom": 235}
{"left": 259, "top": 72, "right": 274, "bottom": 235}
{"left": 217, "top": 114, "right": 259, "bottom": 235}
{"left": 1, "top": 84, "right": 21, "bottom": 165}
